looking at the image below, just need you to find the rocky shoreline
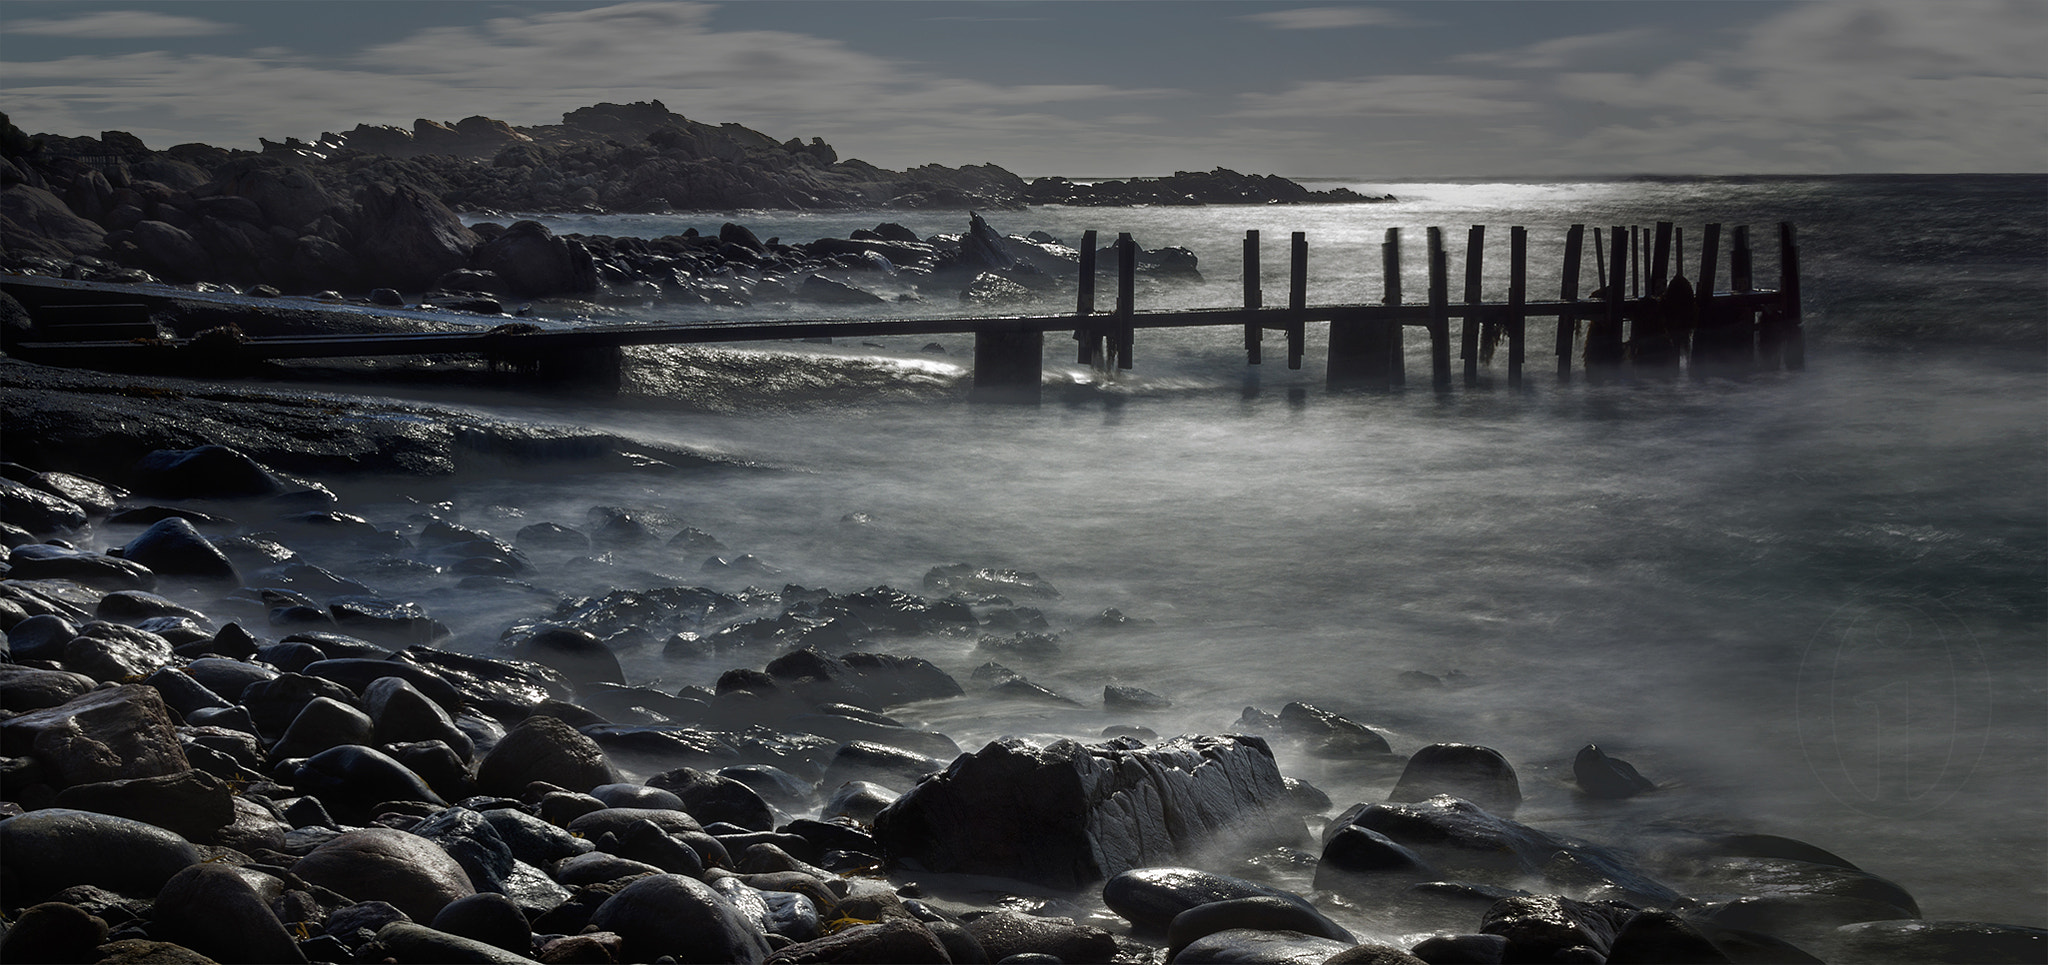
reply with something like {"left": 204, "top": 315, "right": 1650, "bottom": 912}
{"left": 2, "top": 362, "right": 2045, "bottom": 964}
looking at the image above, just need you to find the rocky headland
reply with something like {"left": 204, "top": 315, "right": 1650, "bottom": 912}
{"left": 2, "top": 364, "right": 2045, "bottom": 964}
{"left": 2, "top": 101, "right": 1378, "bottom": 313}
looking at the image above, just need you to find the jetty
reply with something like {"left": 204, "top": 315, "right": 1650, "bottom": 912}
{"left": 3, "top": 221, "right": 1802, "bottom": 403}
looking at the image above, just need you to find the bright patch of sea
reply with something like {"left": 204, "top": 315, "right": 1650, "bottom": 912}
{"left": 392, "top": 175, "right": 2046, "bottom": 929}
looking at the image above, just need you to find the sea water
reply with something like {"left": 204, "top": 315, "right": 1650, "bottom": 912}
{"left": 387, "top": 175, "right": 2045, "bottom": 928}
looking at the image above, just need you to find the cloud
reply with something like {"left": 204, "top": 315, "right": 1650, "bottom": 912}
{"left": 1239, "top": 7, "right": 1411, "bottom": 31}
{"left": 1232, "top": 76, "right": 1531, "bottom": 118}
{"left": 1454, "top": 27, "right": 1662, "bottom": 69}
{"left": 9, "top": 10, "right": 234, "bottom": 38}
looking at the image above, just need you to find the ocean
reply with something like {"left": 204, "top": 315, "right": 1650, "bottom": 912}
{"left": 365, "top": 173, "right": 2045, "bottom": 933}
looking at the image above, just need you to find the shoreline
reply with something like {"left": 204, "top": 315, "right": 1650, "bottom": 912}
{"left": 3, "top": 350, "right": 2044, "bottom": 963}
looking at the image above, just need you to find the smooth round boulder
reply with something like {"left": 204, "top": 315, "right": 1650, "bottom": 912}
{"left": 285, "top": 744, "right": 447, "bottom": 824}
{"left": 823, "top": 780, "right": 899, "bottom": 824}
{"left": 1173, "top": 928, "right": 1357, "bottom": 964}
{"left": 0, "top": 808, "right": 202, "bottom": 904}
{"left": 0, "top": 901, "right": 109, "bottom": 965}
{"left": 588, "top": 873, "right": 773, "bottom": 964}
{"left": 365, "top": 675, "right": 475, "bottom": 759}
{"left": 966, "top": 909, "right": 1117, "bottom": 963}
{"left": 5, "top": 613, "right": 79, "bottom": 663}
{"left": 7, "top": 544, "right": 155, "bottom": 591}
{"left": 1167, "top": 897, "right": 1355, "bottom": 960}
{"left": 130, "top": 445, "right": 283, "bottom": 499}
{"left": 1388, "top": 744, "right": 1522, "bottom": 811}
{"left": 0, "top": 478, "right": 88, "bottom": 535}
{"left": 1102, "top": 867, "right": 1318, "bottom": 932}
{"left": 1407, "top": 933, "right": 1510, "bottom": 964}
{"left": 120, "top": 517, "right": 239, "bottom": 582}
{"left": 152, "top": 862, "right": 308, "bottom": 964}
{"left": 269, "top": 695, "right": 375, "bottom": 759}
{"left": 480, "top": 807, "right": 594, "bottom": 866}
{"left": 647, "top": 767, "right": 775, "bottom": 831}
{"left": 1316, "top": 826, "right": 1440, "bottom": 890}
{"left": 770, "top": 919, "right": 949, "bottom": 963}
{"left": 1831, "top": 919, "right": 2046, "bottom": 964}
{"left": 292, "top": 826, "right": 476, "bottom": 923}
{"left": 372, "top": 920, "right": 543, "bottom": 965}
{"left": 590, "top": 782, "right": 685, "bottom": 811}
{"left": 476, "top": 715, "right": 619, "bottom": 797}
{"left": 54, "top": 768, "right": 234, "bottom": 842}
{"left": 511, "top": 626, "right": 624, "bottom": 691}
{"left": 1573, "top": 744, "right": 1656, "bottom": 799}
{"left": 0, "top": 663, "right": 97, "bottom": 712}
{"left": 431, "top": 892, "right": 533, "bottom": 956}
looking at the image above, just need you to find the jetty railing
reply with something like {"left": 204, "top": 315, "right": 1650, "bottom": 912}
{"left": 4, "top": 220, "right": 1802, "bottom": 403}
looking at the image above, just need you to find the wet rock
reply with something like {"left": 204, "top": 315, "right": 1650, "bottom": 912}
{"left": 366, "top": 675, "right": 475, "bottom": 759}
{"left": 1573, "top": 744, "right": 1656, "bottom": 799}
{"left": 1, "top": 684, "right": 189, "bottom": 787}
{"left": 476, "top": 715, "right": 620, "bottom": 797}
{"left": 119, "top": 517, "right": 238, "bottom": 582}
{"left": 1104, "top": 684, "right": 1172, "bottom": 711}
{"left": 1333, "top": 796, "right": 1675, "bottom": 905}
{"left": 1174, "top": 928, "right": 1358, "bottom": 964}
{"left": 184, "top": 656, "right": 275, "bottom": 704}
{"left": 877, "top": 734, "right": 1294, "bottom": 889}
{"left": 511, "top": 626, "right": 624, "bottom": 691}
{"left": 820, "top": 740, "right": 948, "bottom": 793}
{"left": 473, "top": 220, "right": 597, "bottom": 297}
{"left": 62, "top": 620, "right": 176, "bottom": 680}
{"left": 1322, "top": 943, "right": 1434, "bottom": 964}
{"left": 766, "top": 918, "right": 948, "bottom": 963}
{"left": 351, "top": 181, "right": 481, "bottom": 291}
{"left": 1316, "top": 826, "right": 1440, "bottom": 889}
{"left": 284, "top": 744, "right": 447, "bottom": 824}
{"left": 966, "top": 909, "right": 1117, "bottom": 962}
{"left": 537, "top": 931, "right": 625, "bottom": 964}
{"left": 413, "top": 806, "right": 518, "bottom": 894}
{"left": 1270, "top": 701, "right": 1393, "bottom": 757}
{"left": 481, "top": 807, "right": 595, "bottom": 865}
{"left": 4, "top": 612, "right": 79, "bottom": 663}
{"left": 590, "top": 781, "right": 686, "bottom": 810}
{"left": 554, "top": 851, "right": 666, "bottom": 887}
{"left": 328, "top": 596, "right": 449, "bottom": 646}
{"left": 430, "top": 891, "right": 534, "bottom": 955}
{"left": 923, "top": 563, "right": 1059, "bottom": 599}
{"left": 397, "top": 645, "right": 576, "bottom": 722}
{"left": 0, "top": 478, "right": 88, "bottom": 535}
{"left": 271, "top": 695, "right": 375, "bottom": 759}
{"left": 304, "top": 657, "right": 462, "bottom": 710}
{"left": 130, "top": 445, "right": 286, "bottom": 499}
{"left": 8, "top": 543, "right": 155, "bottom": 591}
{"left": 292, "top": 826, "right": 476, "bottom": 922}
{"left": 152, "top": 863, "right": 308, "bottom": 965}
{"left": 786, "top": 712, "right": 961, "bottom": 761}
{"left": 91, "top": 938, "right": 220, "bottom": 964}
{"left": 647, "top": 766, "right": 776, "bottom": 831}
{"left": 515, "top": 521, "right": 590, "bottom": 553}
{"left": 0, "top": 808, "right": 202, "bottom": 904}
{"left": 372, "top": 920, "right": 542, "bottom": 965}
{"left": 96, "top": 590, "right": 209, "bottom": 626}
{"left": 1480, "top": 895, "right": 1636, "bottom": 963}
{"left": 0, "top": 901, "right": 110, "bottom": 965}
{"left": 822, "top": 780, "right": 897, "bottom": 824}
{"left": 1604, "top": 909, "right": 1731, "bottom": 963}
{"left": 0, "top": 662, "right": 97, "bottom": 712}
{"left": 1407, "top": 932, "right": 1509, "bottom": 964}
{"left": 1388, "top": 744, "right": 1521, "bottom": 811}
{"left": 53, "top": 768, "right": 233, "bottom": 842}
{"left": 1830, "top": 919, "right": 2044, "bottom": 965}
{"left": 239, "top": 671, "right": 358, "bottom": 737}
{"left": 1102, "top": 867, "right": 1321, "bottom": 933}
{"left": 588, "top": 873, "right": 774, "bottom": 963}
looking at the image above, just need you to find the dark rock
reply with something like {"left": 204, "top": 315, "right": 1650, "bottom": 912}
{"left": 62, "top": 620, "right": 176, "bottom": 680}
{"left": 0, "top": 808, "right": 202, "bottom": 904}
{"left": 0, "top": 478, "right": 88, "bottom": 535}
{"left": 1830, "top": 919, "right": 2044, "bottom": 965}
{"left": 820, "top": 740, "right": 948, "bottom": 793}
{"left": 8, "top": 543, "right": 156, "bottom": 591}
{"left": 239, "top": 671, "right": 358, "bottom": 737}
{"left": 0, "top": 662, "right": 97, "bottom": 712}
{"left": 1604, "top": 909, "right": 1731, "bottom": 963}
{"left": 822, "top": 780, "right": 897, "bottom": 824}
{"left": 90, "top": 938, "right": 221, "bottom": 964}
{"left": 396, "top": 645, "right": 576, "bottom": 722}
{"left": 388, "top": 740, "right": 478, "bottom": 801}
{"left": 366, "top": 675, "right": 475, "bottom": 758}
{"left": 0, "top": 684, "right": 189, "bottom": 787}
{"left": 184, "top": 656, "right": 275, "bottom": 703}
{"left": 1173, "top": 928, "right": 1359, "bottom": 963}
{"left": 97, "top": 590, "right": 210, "bottom": 626}
{"left": 481, "top": 807, "right": 595, "bottom": 865}
{"left": 53, "top": 768, "right": 233, "bottom": 842}
{"left": 302, "top": 657, "right": 461, "bottom": 710}
{"left": 765, "top": 918, "right": 948, "bottom": 963}
{"left": 477, "top": 715, "right": 620, "bottom": 797}
{"left": 328, "top": 596, "right": 448, "bottom": 646}
{"left": 270, "top": 695, "right": 375, "bottom": 759}
{"left": 120, "top": 517, "right": 239, "bottom": 582}
{"left": 786, "top": 713, "right": 960, "bottom": 762}
{"left": 1573, "top": 744, "right": 1655, "bottom": 799}
{"left": 372, "top": 920, "right": 543, "bottom": 965}
{"left": 1334, "top": 796, "right": 1676, "bottom": 905}
{"left": 4, "top": 613, "right": 79, "bottom": 663}
{"left": 472, "top": 220, "right": 597, "bottom": 297}
{"left": 589, "top": 873, "right": 773, "bottom": 963}
{"left": 1103, "top": 684, "right": 1171, "bottom": 711}
{"left": 1407, "top": 933, "right": 1509, "bottom": 964}
{"left": 967, "top": 909, "right": 1117, "bottom": 963}
{"left": 537, "top": 932, "right": 624, "bottom": 964}
{"left": 1388, "top": 744, "right": 1521, "bottom": 811}
{"left": 876, "top": 735, "right": 1293, "bottom": 890}
{"left": 511, "top": 626, "right": 624, "bottom": 691}
{"left": 1102, "top": 866, "right": 1319, "bottom": 933}
{"left": 351, "top": 180, "right": 480, "bottom": 291}
{"left": 430, "top": 890, "right": 533, "bottom": 955}
{"left": 1480, "top": 895, "right": 1636, "bottom": 963}
{"left": 1269, "top": 701, "right": 1393, "bottom": 756}
{"left": 646, "top": 767, "right": 777, "bottom": 830}
{"left": 553, "top": 851, "right": 666, "bottom": 887}
{"left": 0, "top": 901, "right": 110, "bottom": 965}
{"left": 292, "top": 826, "right": 476, "bottom": 922}
{"left": 130, "top": 445, "right": 284, "bottom": 499}
{"left": 285, "top": 744, "right": 447, "bottom": 824}
{"left": 413, "top": 806, "right": 518, "bottom": 894}
{"left": 516, "top": 521, "right": 590, "bottom": 553}
{"left": 152, "top": 862, "right": 308, "bottom": 964}
{"left": 370, "top": 287, "right": 404, "bottom": 306}
{"left": 591, "top": 781, "right": 686, "bottom": 810}
{"left": 923, "top": 563, "right": 1058, "bottom": 599}
{"left": 1316, "top": 825, "right": 1440, "bottom": 889}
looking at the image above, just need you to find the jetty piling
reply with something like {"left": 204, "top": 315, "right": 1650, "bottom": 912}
{"left": 5, "top": 220, "right": 1804, "bottom": 402}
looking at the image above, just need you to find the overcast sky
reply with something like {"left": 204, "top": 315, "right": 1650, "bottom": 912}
{"left": 3, "top": 1, "right": 2041, "bottom": 177}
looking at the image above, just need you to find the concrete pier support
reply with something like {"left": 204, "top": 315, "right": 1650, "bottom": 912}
{"left": 1326, "top": 309, "right": 1394, "bottom": 390}
{"left": 970, "top": 325, "right": 1044, "bottom": 403}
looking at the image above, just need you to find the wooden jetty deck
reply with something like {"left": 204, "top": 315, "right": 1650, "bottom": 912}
{"left": 5, "top": 221, "right": 1802, "bottom": 403}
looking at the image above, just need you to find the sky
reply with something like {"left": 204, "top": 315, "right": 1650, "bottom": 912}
{"left": 2, "top": 1, "right": 2041, "bottom": 178}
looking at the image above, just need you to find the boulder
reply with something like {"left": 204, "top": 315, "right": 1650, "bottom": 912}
{"left": 430, "top": 892, "right": 536, "bottom": 956}
{"left": 120, "top": 516, "right": 239, "bottom": 582}
{"left": 0, "top": 662, "right": 98, "bottom": 712}
{"left": 0, "top": 808, "right": 202, "bottom": 904}
{"left": 2, "top": 183, "right": 109, "bottom": 257}
{"left": 1406, "top": 933, "right": 1509, "bottom": 963}
{"left": 511, "top": 626, "right": 624, "bottom": 691}
{"left": 62, "top": 620, "right": 176, "bottom": 680}
{"left": 1165, "top": 897, "right": 1355, "bottom": 960}
{"left": 1573, "top": 744, "right": 1655, "bottom": 799}
{"left": 588, "top": 873, "right": 773, "bottom": 964}
{"left": 0, "top": 478, "right": 89, "bottom": 534}
{"left": 1830, "top": 920, "right": 2045, "bottom": 965}
{"left": 1102, "top": 866, "right": 1319, "bottom": 933}
{"left": 53, "top": 768, "right": 234, "bottom": 842}
{"left": 1480, "top": 895, "right": 1637, "bottom": 962}
{"left": 129, "top": 219, "right": 216, "bottom": 282}
{"left": 471, "top": 220, "right": 597, "bottom": 297}
{"left": 646, "top": 767, "right": 776, "bottom": 831}
{"left": 152, "top": 863, "right": 309, "bottom": 964}
{"left": 0, "top": 684, "right": 189, "bottom": 787}
{"left": 371, "top": 921, "right": 542, "bottom": 965}
{"left": 269, "top": 695, "right": 375, "bottom": 759}
{"left": 482, "top": 808, "right": 597, "bottom": 866}
{"left": 7, "top": 543, "right": 156, "bottom": 591}
{"left": 212, "top": 164, "right": 337, "bottom": 230}
{"left": 476, "top": 715, "right": 620, "bottom": 797}
{"left": 965, "top": 909, "right": 1117, "bottom": 963}
{"left": 1604, "top": 909, "right": 1731, "bottom": 963}
{"left": 130, "top": 445, "right": 285, "bottom": 499}
{"left": 1174, "top": 929, "right": 1358, "bottom": 964}
{"left": 365, "top": 675, "right": 475, "bottom": 759}
{"left": 283, "top": 744, "right": 447, "bottom": 824}
{"left": 412, "top": 806, "right": 517, "bottom": 894}
{"left": 292, "top": 826, "right": 476, "bottom": 922}
{"left": 1315, "top": 825, "right": 1439, "bottom": 889}
{"left": 238, "top": 671, "right": 359, "bottom": 737}
{"left": 1387, "top": 744, "right": 1521, "bottom": 811}
{"left": 764, "top": 918, "right": 948, "bottom": 964}
{"left": 350, "top": 181, "right": 480, "bottom": 290}
{"left": 0, "top": 900, "right": 110, "bottom": 965}
{"left": 1332, "top": 796, "right": 1677, "bottom": 906}
{"left": 876, "top": 734, "right": 1294, "bottom": 889}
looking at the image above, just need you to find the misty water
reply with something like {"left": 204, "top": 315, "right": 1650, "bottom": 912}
{"left": 354, "top": 174, "right": 2046, "bottom": 933}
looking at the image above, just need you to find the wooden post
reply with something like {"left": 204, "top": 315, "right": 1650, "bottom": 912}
{"left": 1588, "top": 224, "right": 1626, "bottom": 369}
{"left": 1698, "top": 223, "right": 1721, "bottom": 306}
{"left": 1287, "top": 231, "right": 1306, "bottom": 370}
{"left": 1243, "top": 230, "right": 1262, "bottom": 364}
{"left": 1508, "top": 226, "right": 1527, "bottom": 388}
{"left": 1461, "top": 225, "right": 1484, "bottom": 384}
{"left": 1115, "top": 232, "right": 1136, "bottom": 369}
{"left": 1630, "top": 225, "right": 1642, "bottom": 300}
{"left": 970, "top": 324, "right": 1044, "bottom": 404}
{"left": 1382, "top": 228, "right": 1404, "bottom": 387}
{"left": 1650, "top": 221, "right": 1672, "bottom": 297}
{"left": 1779, "top": 221, "right": 1805, "bottom": 370}
{"left": 1558, "top": 223, "right": 1583, "bottom": 381}
{"left": 1429, "top": 238, "right": 1452, "bottom": 391}
{"left": 1075, "top": 229, "right": 1099, "bottom": 366}
{"left": 1326, "top": 307, "right": 1393, "bottom": 391}
{"left": 1731, "top": 225, "right": 1754, "bottom": 292}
